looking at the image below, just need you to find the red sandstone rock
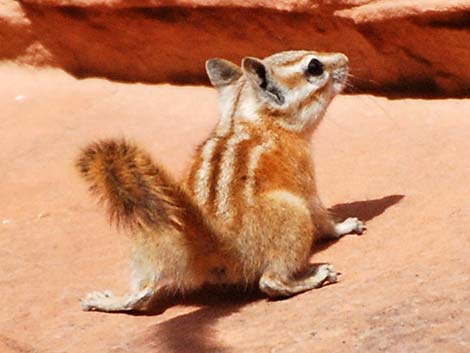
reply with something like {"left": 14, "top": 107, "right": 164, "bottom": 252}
{"left": 0, "top": 65, "right": 469, "bottom": 353}
{"left": 1, "top": 0, "right": 470, "bottom": 95}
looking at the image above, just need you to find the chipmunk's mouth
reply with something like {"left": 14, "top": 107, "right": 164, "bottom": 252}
{"left": 332, "top": 67, "right": 349, "bottom": 93}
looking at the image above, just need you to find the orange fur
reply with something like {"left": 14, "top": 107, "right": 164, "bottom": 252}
{"left": 76, "top": 139, "right": 182, "bottom": 230}
{"left": 77, "top": 50, "right": 364, "bottom": 313}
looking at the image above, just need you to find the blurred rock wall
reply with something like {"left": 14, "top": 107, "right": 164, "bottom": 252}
{"left": 2, "top": 0, "right": 470, "bottom": 96}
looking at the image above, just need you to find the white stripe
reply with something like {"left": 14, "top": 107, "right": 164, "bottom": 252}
{"left": 215, "top": 85, "right": 238, "bottom": 136}
{"left": 194, "top": 138, "right": 218, "bottom": 205}
{"left": 193, "top": 80, "right": 242, "bottom": 208}
{"left": 215, "top": 125, "right": 250, "bottom": 219}
{"left": 244, "top": 138, "right": 273, "bottom": 206}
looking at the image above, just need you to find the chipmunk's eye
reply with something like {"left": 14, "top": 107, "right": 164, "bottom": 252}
{"left": 307, "top": 58, "right": 324, "bottom": 76}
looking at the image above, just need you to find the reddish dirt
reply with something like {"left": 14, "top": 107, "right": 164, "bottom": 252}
{"left": 0, "top": 65, "right": 469, "bottom": 353}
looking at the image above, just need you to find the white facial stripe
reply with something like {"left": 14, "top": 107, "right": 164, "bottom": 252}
{"left": 194, "top": 138, "right": 218, "bottom": 205}
{"left": 268, "top": 51, "right": 308, "bottom": 65}
{"left": 216, "top": 125, "right": 250, "bottom": 219}
{"left": 244, "top": 138, "right": 274, "bottom": 206}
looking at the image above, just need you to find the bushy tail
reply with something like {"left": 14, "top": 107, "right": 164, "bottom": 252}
{"left": 76, "top": 139, "right": 216, "bottom": 243}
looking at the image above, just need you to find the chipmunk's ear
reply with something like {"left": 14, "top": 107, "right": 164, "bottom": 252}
{"left": 242, "top": 57, "right": 268, "bottom": 89}
{"left": 206, "top": 58, "right": 242, "bottom": 88}
{"left": 242, "top": 57, "right": 284, "bottom": 105}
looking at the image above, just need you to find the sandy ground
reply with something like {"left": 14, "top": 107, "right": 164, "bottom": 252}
{"left": 0, "top": 64, "right": 469, "bottom": 353}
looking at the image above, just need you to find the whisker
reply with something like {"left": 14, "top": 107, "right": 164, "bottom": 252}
{"left": 343, "top": 82, "right": 358, "bottom": 94}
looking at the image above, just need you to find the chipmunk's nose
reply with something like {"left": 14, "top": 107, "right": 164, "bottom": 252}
{"left": 334, "top": 53, "right": 349, "bottom": 67}
{"left": 321, "top": 53, "right": 349, "bottom": 69}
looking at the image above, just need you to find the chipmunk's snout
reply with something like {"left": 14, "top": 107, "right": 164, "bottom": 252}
{"left": 330, "top": 53, "right": 349, "bottom": 92}
{"left": 334, "top": 53, "right": 349, "bottom": 68}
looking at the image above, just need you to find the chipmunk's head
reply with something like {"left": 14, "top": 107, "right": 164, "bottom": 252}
{"left": 206, "top": 50, "right": 349, "bottom": 135}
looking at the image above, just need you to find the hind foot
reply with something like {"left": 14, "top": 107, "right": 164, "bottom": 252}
{"left": 81, "top": 287, "right": 154, "bottom": 313}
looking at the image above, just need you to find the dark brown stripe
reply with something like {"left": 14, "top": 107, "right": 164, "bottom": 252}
{"left": 297, "top": 89, "right": 321, "bottom": 112}
{"left": 204, "top": 81, "right": 245, "bottom": 214}
{"left": 276, "top": 72, "right": 304, "bottom": 89}
{"left": 230, "top": 134, "right": 260, "bottom": 221}
{"left": 185, "top": 138, "right": 208, "bottom": 196}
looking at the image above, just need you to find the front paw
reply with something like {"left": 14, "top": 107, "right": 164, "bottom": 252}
{"left": 344, "top": 217, "right": 366, "bottom": 235}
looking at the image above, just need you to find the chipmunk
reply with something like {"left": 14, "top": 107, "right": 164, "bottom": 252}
{"left": 76, "top": 50, "right": 364, "bottom": 312}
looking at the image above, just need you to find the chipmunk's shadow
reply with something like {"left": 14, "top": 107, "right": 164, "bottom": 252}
{"left": 329, "top": 194, "right": 404, "bottom": 222}
{"left": 314, "top": 194, "right": 405, "bottom": 252}
{"left": 132, "top": 286, "right": 263, "bottom": 353}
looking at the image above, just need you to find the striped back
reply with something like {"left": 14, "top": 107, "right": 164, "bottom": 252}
{"left": 187, "top": 50, "right": 349, "bottom": 224}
